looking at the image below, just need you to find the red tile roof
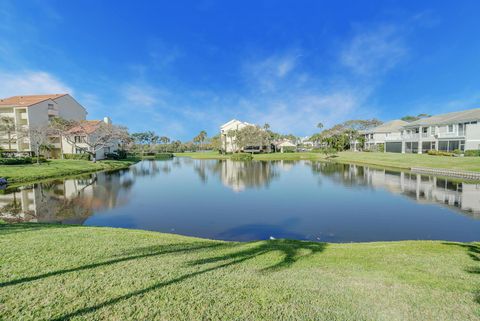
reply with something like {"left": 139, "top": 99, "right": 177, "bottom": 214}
{"left": 68, "top": 120, "right": 103, "bottom": 135}
{"left": 0, "top": 94, "right": 67, "bottom": 107}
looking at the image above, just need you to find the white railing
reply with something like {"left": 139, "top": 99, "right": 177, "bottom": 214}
{"left": 437, "top": 132, "right": 464, "bottom": 138}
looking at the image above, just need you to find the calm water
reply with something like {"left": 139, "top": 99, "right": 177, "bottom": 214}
{"left": 1, "top": 158, "right": 480, "bottom": 242}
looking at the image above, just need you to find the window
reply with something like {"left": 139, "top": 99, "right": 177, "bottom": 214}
{"left": 431, "top": 126, "right": 436, "bottom": 135}
{"left": 74, "top": 136, "right": 84, "bottom": 143}
{"left": 75, "top": 148, "right": 85, "bottom": 154}
{"left": 422, "top": 127, "right": 428, "bottom": 133}
{"left": 48, "top": 103, "right": 54, "bottom": 110}
{"left": 415, "top": 128, "right": 420, "bottom": 134}
{"left": 448, "top": 124, "right": 454, "bottom": 133}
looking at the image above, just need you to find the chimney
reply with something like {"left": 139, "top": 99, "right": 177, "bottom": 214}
{"left": 103, "top": 117, "right": 112, "bottom": 125}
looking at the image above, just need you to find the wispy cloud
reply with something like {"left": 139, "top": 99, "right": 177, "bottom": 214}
{"left": 0, "top": 70, "right": 73, "bottom": 97}
{"left": 340, "top": 25, "right": 407, "bottom": 76}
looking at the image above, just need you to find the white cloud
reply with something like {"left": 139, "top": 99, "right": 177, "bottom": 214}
{"left": 0, "top": 71, "right": 73, "bottom": 97}
{"left": 340, "top": 25, "right": 407, "bottom": 76}
{"left": 123, "top": 84, "right": 160, "bottom": 107}
{"left": 243, "top": 53, "right": 299, "bottom": 92}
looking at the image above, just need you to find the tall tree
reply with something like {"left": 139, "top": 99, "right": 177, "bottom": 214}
{"left": 0, "top": 116, "right": 18, "bottom": 151}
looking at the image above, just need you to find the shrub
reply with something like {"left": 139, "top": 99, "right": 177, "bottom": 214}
{"left": 230, "top": 153, "right": 253, "bottom": 161}
{"left": 452, "top": 149, "right": 462, "bottom": 155}
{"left": 64, "top": 154, "right": 91, "bottom": 160}
{"left": 464, "top": 150, "right": 480, "bottom": 157}
{"left": 155, "top": 153, "right": 174, "bottom": 159}
{"left": 427, "top": 150, "right": 454, "bottom": 156}
{"left": 117, "top": 150, "right": 128, "bottom": 159}
{"left": 0, "top": 157, "right": 46, "bottom": 165}
{"left": 105, "top": 153, "right": 120, "bottom": 160}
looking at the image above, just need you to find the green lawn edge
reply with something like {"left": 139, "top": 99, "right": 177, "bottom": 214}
{"left": 175, "top": 151, "right": 480, "bottom": 173}
{"left": 0, "top": 158, "right": 140, "bottom": 186}
{"left": 1, "top": 223, "right": 479, "bottom": 320}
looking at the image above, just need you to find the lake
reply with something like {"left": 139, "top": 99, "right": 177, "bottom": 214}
{"left": 1, "top": 158, "right": 480, "bottom": 242}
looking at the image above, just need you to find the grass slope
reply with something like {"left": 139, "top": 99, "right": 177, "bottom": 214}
{"left": 1, "top": 224, "right": 478, "bottom": 320}
{"left": 0, "top": 159, "right": 138, "bottom": 184}
{"left": 177, "top": 151, "right": 480, "bottom": 172}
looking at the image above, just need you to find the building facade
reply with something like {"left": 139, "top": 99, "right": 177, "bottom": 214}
{"left": 0, "top": 94, "right": 87, "bottom": 155}
{"left": 220, "top": 119, "right": 253, "bottom": 153}
{"left": 385, "top": 109, "right": 480, "bottom": 153}
{"left": 353, "top": 120, "right": 408, "bottom": 152}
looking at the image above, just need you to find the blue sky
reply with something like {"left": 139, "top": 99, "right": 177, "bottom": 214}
{"left": 1, "top": 1, "right": 480, "bottom": 140}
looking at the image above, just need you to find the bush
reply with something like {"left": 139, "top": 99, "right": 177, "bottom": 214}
{"left": 427, "top": 150, "right": 454, "bottom": 157}
{"left": 452, "top": 149, "right": 462, "bottom": 155}
{"left": 64, "top": 154, "right": 91, "bottom": 160}
{"left": 230, "top": 153, "right": 253, "bottom": 161}
{"left": 105, "top": 153, "right": 120, "bottom": 160}
{"left": 464, "top": 150, "right": 480, "bottom": 157}
{"left": 155, "top": 153, "right": 174, "bottom": 159}
{"left": 117, "top": 150, "right": 128, "bottom": 159}
{"left": 0, "top": 157, "right": 46, "bottom": 165}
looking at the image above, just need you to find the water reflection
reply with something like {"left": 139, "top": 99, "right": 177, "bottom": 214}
{"left": 0, "top": 163, "right": 160, "bottom": 223}
{"left": 309, "top": 162, "right": 480, "bottom": 217}
{"left": 1, "top": 158, "right": 480, "bottom": 242}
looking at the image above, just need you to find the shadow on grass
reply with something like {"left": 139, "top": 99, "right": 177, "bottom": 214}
{"left": 443, "top": 242, "right": 480, "bottom": 304}
{"left": 48, "top": 239, "right": 326, "bottom": 320}
{"left": 0, "top": 223, "right": 75, "bottom": 235}
{"left": 0, "top": 242, "right": 225, "bottom": 288}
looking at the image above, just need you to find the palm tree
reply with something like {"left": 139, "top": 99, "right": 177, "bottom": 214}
{"left": 317, "top": 122, "right": 324, "bottom": 130}
{"left": 194, "top": 130, "right": 207, "bottom": 150}
{"left": 263, "top": 123, "right": 270, "bottom": 130}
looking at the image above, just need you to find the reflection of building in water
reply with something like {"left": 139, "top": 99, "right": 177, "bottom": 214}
{"left": 0, "top": 171, "right": 134, "bottom": 223}
{"left": 218, "top": 160, "right": 279, "bottom": 192}
{"left": 347, "top": 164, "right": 480, "bottom": 216}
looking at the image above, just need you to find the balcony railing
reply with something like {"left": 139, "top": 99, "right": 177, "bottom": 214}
{"left": 437, "top": 132, "right": 465, "bottom": 138}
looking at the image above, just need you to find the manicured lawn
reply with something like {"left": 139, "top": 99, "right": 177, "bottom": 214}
{"left": 0, "top": 158, "right": 138, "bottom": 184}
{"left": 177, "top": 151, "right": 480, "bottom": 172}
{"left": 1, "top": 224, "right": 478, "bottom": 320}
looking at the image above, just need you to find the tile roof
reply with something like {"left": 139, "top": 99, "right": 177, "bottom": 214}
{"left": 68, "top": 120, "right": 103, "bottom": 135}
{"left": 403, "top": 108, "right": 480, "bottom": 127}
{"left": 0, "top": 94, "right": 67, "bottom": 107}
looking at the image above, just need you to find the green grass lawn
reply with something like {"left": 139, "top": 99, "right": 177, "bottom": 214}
{"left": 0, "top": 158, "right": 138, "bottom": 184}
{"left": 177, "top": 151, "right": 480, "bottom": 172}
{"left": 1, "top": 224, "right": 478, "bottom": 320}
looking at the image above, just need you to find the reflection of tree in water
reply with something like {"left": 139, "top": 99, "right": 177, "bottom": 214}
{"left": 130, "top": 160, "right": 162, "bottom": 177}
{"left": 0, "top": 171, "right": 135, "bottom": 224}
{"left": 309, "top": 161, "right": 368, "bottom": 188}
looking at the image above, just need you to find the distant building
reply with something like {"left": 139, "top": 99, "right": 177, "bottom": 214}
{"left": 352, "top": 120, "right": 408, "bottom": 152}
{"left": 220, "top": 119, "right": 271, "bottom": 153}
{"left": 0, "top": 94, "right": 87, "bottom": 155}
{"left": 385, "top": 108, "right": 480, "bottom": 153}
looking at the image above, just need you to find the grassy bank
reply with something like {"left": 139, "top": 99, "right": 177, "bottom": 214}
{"left": 177, "top": 151, "right": 480, "bottom": 172}
{"left": 1, "top": 224, "right": 478, "bottom": 320}
{"left": 0, "top": 158, "right": 139, "bottom": 184}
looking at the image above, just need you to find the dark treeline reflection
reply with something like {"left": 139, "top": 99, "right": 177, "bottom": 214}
{"left": 0, "top": 162, "right": 164, "bottom": 223}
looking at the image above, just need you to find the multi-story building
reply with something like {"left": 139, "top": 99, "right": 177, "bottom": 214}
{"left": 385, "top": 108, "right": 480, "bottom": 153}
{"left": 0, "top": 94, "right": 87, "bottom": 156}
{"left": 353, "top": 119, "right": 408, "bottom": 152}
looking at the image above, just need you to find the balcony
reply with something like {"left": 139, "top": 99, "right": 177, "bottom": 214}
{"left": 437, "top": 132, "right": 465, "bottom": 138}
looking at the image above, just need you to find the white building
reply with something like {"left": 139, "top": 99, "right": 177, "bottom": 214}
{"left": 220, "top": 119, "right": 254, "bottom": 153}
{"left": 385, "top": 108, "right": 480, "bottom": 153}
{"left": 0, "top": 94, "right": 87, "bottom": 156}
{"left": 63, "top": 117, "right": 120, "bottom": 160}
{"left": 355, "top": 120, "right": 408, "bottom": 152}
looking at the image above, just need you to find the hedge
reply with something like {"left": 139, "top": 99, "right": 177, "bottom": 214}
{"left": 63, "top": 154, "right": 91, "bottom": 160}
{"left": 0, "top": 157, "right": 47, "bottom": 165}
{"left": 230, "top": 153, "right": 253, "bottom": 161}
{"left": 155, "top": 153, "right": 174, "bottom": 159}
{"left": 464, "top": 150, "right": 480, "bottom": 157}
